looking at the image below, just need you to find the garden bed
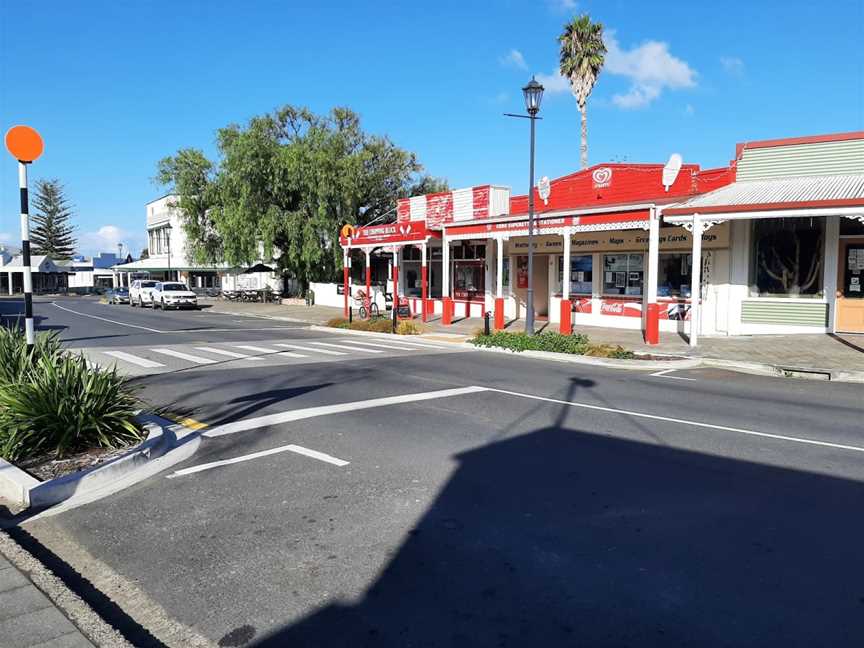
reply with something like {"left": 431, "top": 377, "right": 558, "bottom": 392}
{"left": 326, "top": 317, "right": 424, "bottom": 335}
{"left": 15, "top": 445, "right": 137, "bottom": 482}
{"left": 470, "top": 331, "right": 636, "bottom": 359}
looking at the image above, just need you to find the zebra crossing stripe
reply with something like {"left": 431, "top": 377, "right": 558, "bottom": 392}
{"left": 274, "top": 343, "right": 347, "bottom": 356}
{"left": 151, "top": 348, "right": 218, "bottom": 365}
{"left": 343, "top": 339, "right": 425, "bottom": 351}
{"left": 234, "top": 344, "right": 306, "bottom": 358}
{"left": 194, "top": 347, "right": 265, "bottom": 361}
{"left": 102, "top": 350, "right": 165, "bottom": 368}
{"left": 310, "top": 341, "right": 382, "bottom": 353}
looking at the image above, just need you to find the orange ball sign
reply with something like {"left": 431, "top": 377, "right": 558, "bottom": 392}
{"left": 341, "top": 224, "right": 356, "bottom": 239}
{"left": 5, "top": 125, "right": 44, "bottom": 162}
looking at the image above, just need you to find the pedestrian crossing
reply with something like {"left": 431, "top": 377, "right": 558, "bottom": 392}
{"left": 82, "top": 335, "right": 465, "bottom": 376}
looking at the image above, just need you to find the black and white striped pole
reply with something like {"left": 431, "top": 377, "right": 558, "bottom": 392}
{"left": 5, "top": 126, "right": 44, "bottom": 352}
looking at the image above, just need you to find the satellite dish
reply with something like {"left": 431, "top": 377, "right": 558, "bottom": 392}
{"left": 537, "top": 176, "right": 551, "bottom": 205}
{"left": 662, "top": 153, "right": 683, "bottom": 192}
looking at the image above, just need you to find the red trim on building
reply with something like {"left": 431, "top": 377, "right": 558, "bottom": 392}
{"left": 664, "top": 198, "right": 864, "bottom": 216}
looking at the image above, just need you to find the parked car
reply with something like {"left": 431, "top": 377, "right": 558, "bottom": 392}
{"left": 106, "top": 287, "right": 130, "bottom": 304}
{"left": 130, "top": 280, "right": 159, "bottom": 307}
{"left": 152, "top": 282, "right": 199, "bottom": 310}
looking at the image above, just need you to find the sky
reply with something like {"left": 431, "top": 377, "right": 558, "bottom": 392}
{"left": 1, "top": 0, "right": 862, "bottom": 257}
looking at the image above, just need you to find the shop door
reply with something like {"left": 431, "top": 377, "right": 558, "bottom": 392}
{"left": 837, "top": 239, "right": 864, "bottom": 333}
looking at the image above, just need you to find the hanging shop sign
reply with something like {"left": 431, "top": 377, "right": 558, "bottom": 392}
{"left": 340, "top": 220, "right": 438, "bottom": 246}
{"left": 504, "top": 222, "right": 729, "bottom": 256}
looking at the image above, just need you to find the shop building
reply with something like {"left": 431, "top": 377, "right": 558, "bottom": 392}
{"left": 339, "top": 130, "right": 864, "bottom": 345}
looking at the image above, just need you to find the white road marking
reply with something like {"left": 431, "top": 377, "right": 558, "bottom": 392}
{"left": 363, "top": 338, "right": 448, "bottom": 349}
{"left": 310, "top": 341, "right": 382, "bottom": 353}
{"left": 233, "top": 344, "right": 306, "bottom": 358}
{"left": 274, "top": 343, "right": 347, "bottom": 356}
{"left": 346, "top": 339, "right": 429, "bottom": 351}
{"left": 54, "top": 302, "right": 162, "bottom": 333}
{"left": 203, "top": 386, "right": 488, "bottom": 438}
{"left": 166, "top": 443, "right": 349, "bottom": 478}
{"left": 151, "top": 348, "right": 218, "bottom": 365}
{"left": 52, "top": 302, "right": 304, "bottom": 334}
{"left": 193, "top": 347, "right": 265, "bottom": 361}
{"left": 102, "top": 350, "right": 165, "bottom": 368}
{"left": 487, "top": 387, "right": 864, "bottom": 454}
{"left": 650, "top": 368, "right": 697, "bottom": 381}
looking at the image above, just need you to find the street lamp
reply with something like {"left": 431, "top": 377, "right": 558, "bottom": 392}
{"left": 522, "top": 77, "right": 543, "bottom": 334}
{"left": 165, "top": 224, "right": 173, "bottom": 282}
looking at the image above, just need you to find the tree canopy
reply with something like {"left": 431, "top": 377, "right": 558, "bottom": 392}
{"left": 30, "top": 179, "right": 76, "bottom": 259}
{"left": 157, "top": 106, "right": 446, "bottom": 285}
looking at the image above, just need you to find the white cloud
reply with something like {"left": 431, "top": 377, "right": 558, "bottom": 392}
{"left": 0, "top": 232, "right": 11, "bottom": 244}
{"left": 535, "top": 71, "right": 571, "bottom": 94}
{"left": 77, "top": 225, "right": 145, "bottom": 258}
{"left": 500, "top": 49, "right": 528, "bottom": 71}
{"left": 604, "top": 30, "right": 696, "bottom": 109}
{"left": 720, "top": 56, "right": 744, "bottom": 75}
{"left": 547, "top": 0, "right": 578, "bottom": 11}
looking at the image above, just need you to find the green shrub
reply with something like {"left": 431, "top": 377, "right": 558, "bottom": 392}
{"left": 0, "top": 325, "right": 63, "bottom": 384}
{"left": 327, "top": 317, "right": 395, "bottom": 334}
{"left": 0, "top": 328, "right": 143, "bottom": 461}
{"left": 470, "top": 331, "right": 590, "bottom": 354}
{"left": 584, "top": 344, "right": 636, "bottom": 359}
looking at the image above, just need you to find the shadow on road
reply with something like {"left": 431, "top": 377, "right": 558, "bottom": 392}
{"left": 246, "top": 415, "right": 864, "bottom": 647}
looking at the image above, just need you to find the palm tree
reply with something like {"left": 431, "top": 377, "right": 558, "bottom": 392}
{"left": 558, "top": 15, "right": 606, "bottom": 170}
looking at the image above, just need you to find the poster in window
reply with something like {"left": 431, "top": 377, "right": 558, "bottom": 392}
{"left": 615, "top": 272, "right": 625, "bottom": 288}
{"left": 516, "top": 256, "right": 529, "bottom": 289}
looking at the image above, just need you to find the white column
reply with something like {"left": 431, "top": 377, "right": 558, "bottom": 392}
{"left": 646, "top": 209, "right": 660, "bottom": 318}
{"left": 823, "top": 215, "right": 840, "bottom": 333}
{"left": 126, "top": 272, "right": 131, "bottom": 287}
{"left": 112, "top": 272, "right": 118, "bottom": 288}
{"left": 7, "top": 271, "right": 12, "bottom": 295}
{"left": 392, "top": 245, "right": 399, "bottom": 296}
{"left": 562, "top": 227, "right": 571, "bottom": 300}
{"left": 690, "top": 215, "right": 703, "bottom": 347}
{"left": 442, "top": 236, "right": 450, "bottom": 298}
{"left": 496, "top": 238, "right": 504, "bottom": 298}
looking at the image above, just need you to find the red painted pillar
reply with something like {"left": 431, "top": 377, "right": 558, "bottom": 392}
{"left": 342, "top": 265, "right": 349, "bottom": 318}
{"left": 442, "top": 297, "right": 453, "bottom": 325}
{"left": 421, "top": 264, "right": 428, "bottom": 322}
{"left": 494, "top": 297, "right": 505, "bottom": 330}
{"left": 559, "top": 298, "right": 572, "bottom": 335}
{"left": 645, "top": 302, "right": 660, "bottom": 345}
{"left": 365, "top": 266, "right": 371, "bottom": 302}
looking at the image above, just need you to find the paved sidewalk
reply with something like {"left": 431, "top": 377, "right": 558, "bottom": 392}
{"left": 0, "top": 553, "right": 93, "bottom": 648}
{"left": 204, "top": 299, "right": 864, "bottom": 378}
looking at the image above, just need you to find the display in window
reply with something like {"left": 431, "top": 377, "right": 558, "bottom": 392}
{"left": 516, "top": 256, "right": 529, "bottom": 289}
{"left": 749, "top": 218, "right": 824, "bottom": 297}
{"left": 558, "top": 255, "right": 592, "bottom": 294}
{"left": 603, "top": 253, "right": 643, "bottom": 296}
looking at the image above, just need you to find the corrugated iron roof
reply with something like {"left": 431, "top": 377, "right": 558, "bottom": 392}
{"left": 665, "top": 174, "right": 864, "bottom": 214}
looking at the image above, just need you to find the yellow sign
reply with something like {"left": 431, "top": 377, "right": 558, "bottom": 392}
{"left": 341, "top": 224, "right": 355, "bottom": 239}
{"left": 504, "top": 222, "right": 730, "bottom": 255}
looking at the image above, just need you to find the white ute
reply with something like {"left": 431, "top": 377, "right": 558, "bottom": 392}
{"left": 152, "top": 282, "right": 199, "bottom": 310}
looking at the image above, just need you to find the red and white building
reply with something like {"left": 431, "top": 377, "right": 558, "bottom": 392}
{"left": 339, "top": 131, "right": 864, "bottom": 345}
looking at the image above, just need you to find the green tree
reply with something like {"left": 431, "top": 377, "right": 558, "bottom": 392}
{"left": 30, "top": 179, "right": 76, "bottom": 259}
{"left": 559, "top": 14, "right": 606, "bottom": 169}
{"left": 158, "top": 105, "right": 445, "bottom": 287}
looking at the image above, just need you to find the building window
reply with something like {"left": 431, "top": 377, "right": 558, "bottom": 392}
{"left": 749, "top": 218, "right": 824, "bottom": 297}
{"left": 557, "top": 255, "right": 593, "bottom": 294}
{"left": 603, "top": 253, "right": 643, "bottom": 296}
{"left": 658, "top": 253, "right": 692, "bottom": 298}
{"left": 840, "top": 218, "right": 864, "bottom": 236}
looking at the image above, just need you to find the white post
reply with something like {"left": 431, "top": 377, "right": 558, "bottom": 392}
{"left": 19, "top": 162, "right": 35, "bottom": 348}
{"left": 562, "top": 227, "right": 571, "bottom": 300}
{"left": 496, "top": 237, "right": 504, "bottom": 298}
{"left": 392, "top": 245, "right": 399, "bottom": 297}
{"left": 646, "top": 208, "right": 660, "bottom": 343}
{"left": 442, "top": 235, "right": 450, "bottom": 298}
{"left": 690, "top": 215, "right": 703, "bottom": 347}
{"left": 112, "top": 272, "right": 118, "bottom": 288}
{"left": 7, "top": 271, "right": 12, "bottom": 295}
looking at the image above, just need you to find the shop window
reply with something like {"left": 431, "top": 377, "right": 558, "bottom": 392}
{"left": 557, "top": 255, "right": 593, "bottom": 294}
{"left": 749, "top": 218, "right": 824, "bottom": 297}
{"left": 501, "top": 257, "right": 510, "bottom": 292}
{"left": 452, "top": 243, "right": 485, "bottom": 260}
{"left": 402, "top": 246, "right": 421, "bottom": 261}
{"left": 603, "top": 253, "right": 643, "bottom": 296}
{"left": 658, "top": 253, "right": 692, "bottom": 298}
{"left": 840, "top": 218, "right": 864, "bottom": 236}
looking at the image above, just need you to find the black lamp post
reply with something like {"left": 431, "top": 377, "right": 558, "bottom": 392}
{"left": 165, "top": 224, "right": 173, "bottom": 282}
{"left": 522, "top": 77, "right": 543, "bottom": 334}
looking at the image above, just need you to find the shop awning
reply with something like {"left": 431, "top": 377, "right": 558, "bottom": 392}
{"left": 663, "top": 174, "right": 864, "bottom": 222}
{"left": 443, "top": 209, "right": 651, "bottom": 240}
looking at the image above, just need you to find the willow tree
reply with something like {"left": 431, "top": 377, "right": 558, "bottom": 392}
{"left": 558, "top": 15, "right": 607, "bottom": 170}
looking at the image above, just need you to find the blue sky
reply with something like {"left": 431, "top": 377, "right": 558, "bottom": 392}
{"left": 2, "top": 0, "right": 862, "bottom": 256}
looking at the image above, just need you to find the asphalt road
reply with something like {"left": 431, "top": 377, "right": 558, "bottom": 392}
{"left": 5, "top": 296, "right": 864, "bottom": 647}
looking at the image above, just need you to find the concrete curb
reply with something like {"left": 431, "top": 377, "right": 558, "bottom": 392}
{"left": 0, "top": 415, "right": 201, "bottom": 513}
{"left": 701, "top": 357, "right": 864, "bottom": 383}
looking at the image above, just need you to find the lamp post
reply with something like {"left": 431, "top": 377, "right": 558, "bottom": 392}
{"left": 165, "top": 225, "right": 172, "bottom": 281}
{"left": 522, "top": 77, "right": 544, "bottom": 334}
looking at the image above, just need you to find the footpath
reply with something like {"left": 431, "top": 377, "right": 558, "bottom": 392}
{"left": 204, "top": 298, "right": 864, "bottom": 382}
{"left": 0, "top": 531, "right": 129, "bottom": 647}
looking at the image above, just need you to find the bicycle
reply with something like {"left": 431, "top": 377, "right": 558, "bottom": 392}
{"left": 354, "top": 289, "right": 379, "bottom": 320}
